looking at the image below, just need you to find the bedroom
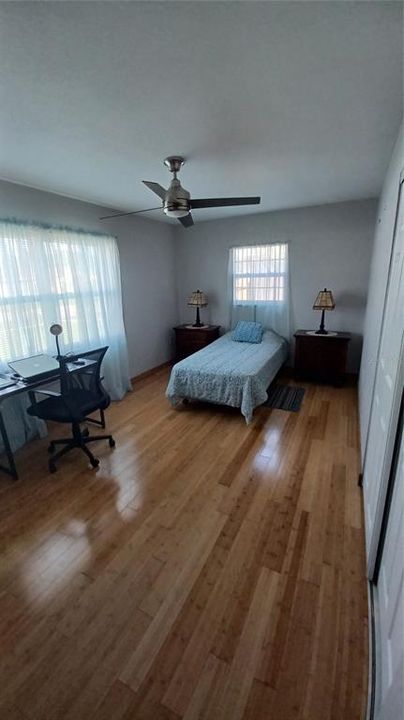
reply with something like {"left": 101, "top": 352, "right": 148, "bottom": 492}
{"left": 0, "top": 2, "right": 403, "bottom": 719}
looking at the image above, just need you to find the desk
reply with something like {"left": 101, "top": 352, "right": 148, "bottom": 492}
{"left": 0, "top": 359, "right": 95, "bottom": 481}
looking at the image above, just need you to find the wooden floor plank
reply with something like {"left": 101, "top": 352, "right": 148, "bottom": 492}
{"left": 0, "top": 370, "right": 368, "bottom": 720}
{"left": 120, "top": 510, "right": 226, "bottom": 692}
{"left": 213, "top": 568, "right": 280, "bottom": 720}
{"left": 161, "top": 490, "right": 271, "bottom": 716}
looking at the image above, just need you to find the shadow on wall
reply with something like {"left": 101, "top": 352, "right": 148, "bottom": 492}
{"left": 335, "top": 291, "right": 368, "bottom": 311}
{"left": 206, "top": 291, "right": 218, "bottom": 326}
{"left": 347, "top": 332, "right": 364, "bottom": 375}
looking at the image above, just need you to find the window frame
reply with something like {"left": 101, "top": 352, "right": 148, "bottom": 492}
{"left": 230, "top": 242, "right": 288, "bottom": 307}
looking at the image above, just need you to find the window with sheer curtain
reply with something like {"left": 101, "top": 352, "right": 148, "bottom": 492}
{"left": 0, "top": 219, "right": 131, "bottom": 399}
{"left": 228, "top": 243, "right": 290, "bottom": 338}
{"left": 231, "top": 243, "right": 288, "bottom": 304}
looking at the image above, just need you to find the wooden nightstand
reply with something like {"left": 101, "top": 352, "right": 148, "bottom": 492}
{"left": 173, "top": 324, "right": 221, "bottom": 361}
{"left": 294, "top": 330, "right": 351, "bottom": 386}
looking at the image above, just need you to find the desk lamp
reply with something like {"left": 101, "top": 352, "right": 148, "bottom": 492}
{"left": 49, "top": 323, "right": 63, "bottom": 358}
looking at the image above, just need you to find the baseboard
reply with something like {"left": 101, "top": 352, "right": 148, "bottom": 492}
{"left": 131, "top": 359, "right": 173, "bottom": 384}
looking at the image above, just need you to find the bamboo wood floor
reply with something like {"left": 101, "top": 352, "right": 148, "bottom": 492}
{"left": 0, "top": 370, "right": 368, "bottom": 720}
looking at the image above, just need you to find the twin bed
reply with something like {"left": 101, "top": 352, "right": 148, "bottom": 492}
{"left": 166, "top": 329, "right": 288, "bottom": 423}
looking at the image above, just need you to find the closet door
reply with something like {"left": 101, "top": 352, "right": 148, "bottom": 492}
{"left": 363, "top": 179, "right": 404, "bottom": 575}
{"left": 374, "top": 430, "right": 404, "bottom": 720}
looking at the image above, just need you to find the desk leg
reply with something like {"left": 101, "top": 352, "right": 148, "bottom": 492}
{"left": 0, "top": 407, "right": 18, "bottom": 480}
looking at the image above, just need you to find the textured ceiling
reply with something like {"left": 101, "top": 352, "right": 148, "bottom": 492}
{"left": 0, "top": 1, "right": 402, "bottom": 223}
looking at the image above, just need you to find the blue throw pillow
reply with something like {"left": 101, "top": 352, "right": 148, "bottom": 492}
{"left": 232, "top": 321, "right": 264, "bottom": 344}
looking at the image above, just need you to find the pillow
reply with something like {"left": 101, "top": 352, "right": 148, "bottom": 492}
{"left": 232, "top": 321, "right": 264, "bottom": 344}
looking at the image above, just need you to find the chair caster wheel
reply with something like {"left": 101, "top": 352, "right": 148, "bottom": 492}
{"left": 48, "top": 443, "right": 55, "bottom": 454}
{"left": 49, "top": 462, "right": 57, "bottom": 474}
{"left": 109, "top": 438, "right": 115, "bottom": 448}
{"left": 91, "top": 457, "right": 100, "bottom": 468}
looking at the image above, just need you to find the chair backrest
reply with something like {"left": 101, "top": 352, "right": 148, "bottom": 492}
{"left": 59, "top": 346, "right": 110, "bottom": 408}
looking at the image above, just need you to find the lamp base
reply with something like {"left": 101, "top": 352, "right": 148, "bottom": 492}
{"left": 315, "top": 308, "right": 327, "bottom": 334}
{"left": 193, "top": 305, "right": 202, "bottom": 327}
{"left": 192, "top": 322, "right": 203, "bottom": 328}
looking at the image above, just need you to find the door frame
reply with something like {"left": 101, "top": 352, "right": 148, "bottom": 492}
{"left": 367, "top": 402, "right": 404, "bottom": 720}
{"left": 361, "top": 170, "right": 403, "bottom": 471}
{"left": 364, "top": 174, "right": 404, "bottom": 578}
{"left": 367, "top": 342, "right": 404, "bottom": 577}
{"left": 372, "top": 390, "right": 404, "bottom": 585}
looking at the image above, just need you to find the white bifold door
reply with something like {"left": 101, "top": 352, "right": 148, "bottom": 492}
{"left": 363, "top": 173, "right": 404, "bottom": 720}
{"left": 363, "top": 177, "right": 404, "bottom": 576}
{"left": 374, "top": 429, "right": 404, "bottom": 720}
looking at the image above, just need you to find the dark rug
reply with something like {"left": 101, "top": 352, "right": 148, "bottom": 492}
{"left": 263, "top": 384, "right": 305, "bottom": 412}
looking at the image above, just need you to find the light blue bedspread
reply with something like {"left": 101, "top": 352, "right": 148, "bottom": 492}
{"left": 166, "top": 330, "right": 288, "bottom": 423}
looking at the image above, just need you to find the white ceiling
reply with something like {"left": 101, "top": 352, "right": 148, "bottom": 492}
{"left": 0, "top": 1, "right": 402, "bottom": 223}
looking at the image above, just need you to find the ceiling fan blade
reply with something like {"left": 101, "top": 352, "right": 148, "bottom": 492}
{"left": 178, "top": 213, "right": 194, "bottom": 228}
{"left": 190, "top": 196, "right": 261, "bottom": 209}
{"left": 142, "top": 181, "right": 167, "bottom": 200}
{"left": 99, "top": 206, "right": 162, "bottom": 220}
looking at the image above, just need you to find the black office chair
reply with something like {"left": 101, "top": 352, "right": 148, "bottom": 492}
{"left": 27, "top": 346, "right": 115, "bottom": 473}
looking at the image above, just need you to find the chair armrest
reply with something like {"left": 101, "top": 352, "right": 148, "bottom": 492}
{"left": 29, "top": 387, "right": 78, "bottom": 421}
{"left": 32, "top": 389, "right": 61, "bottom": 398}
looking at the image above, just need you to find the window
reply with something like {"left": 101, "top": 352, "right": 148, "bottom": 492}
{"left": 0, "top": 220, "right": 130, "bottom": 399}
{"left": 230, "top": 243, "right": 288, "bottom": 305}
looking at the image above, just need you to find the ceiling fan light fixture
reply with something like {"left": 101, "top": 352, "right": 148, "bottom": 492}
{"left": 164, "top": 176, "right": 190, "bottom": 217}
{"left": 164, "top": 206, "right": 190, "bottom": 218}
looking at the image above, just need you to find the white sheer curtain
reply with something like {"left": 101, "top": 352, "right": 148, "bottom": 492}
{"left": 228, "top": 243, "right": 290, "bottom": 338}
{"left": 0, "top": 219, "right": 131, "bottom": 452}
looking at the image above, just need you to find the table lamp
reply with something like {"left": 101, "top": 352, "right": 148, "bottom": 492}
{"left": 313, "top": 288, "right": 335, "bottom": 334}
{"left": 49, "top": 323, "right": 63, "bottom": 358}
{"left": 187, "top": 290, "right": 208, "bottom": 327}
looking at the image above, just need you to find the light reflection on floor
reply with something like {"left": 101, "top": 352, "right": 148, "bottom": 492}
{"left": 12, "top": 407, "right": 289, "bottom": 610}
{"left": 19, "top": 532, "right": 90, "bottom": 604}
{"left": 256, "top": 418, "right": 285, "bottom": 473}
{"left": 15, "top": 471, "right": 143, "bottom": 607}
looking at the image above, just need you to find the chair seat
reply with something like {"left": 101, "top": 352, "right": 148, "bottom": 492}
{"left": 27, "top": 389, "right": 108, "bottom": 423}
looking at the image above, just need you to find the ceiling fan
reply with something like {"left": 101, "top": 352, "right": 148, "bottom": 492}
{"left": 99, "top": 156, "right": 260, "bottom": 227}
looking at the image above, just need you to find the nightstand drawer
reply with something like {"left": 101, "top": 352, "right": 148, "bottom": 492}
{"left": 294, "top": 330, "right": 351, "bottom": 385}
{"left": 173, "top": 325, "right": 220, "bottom": 361}
{"left": 177, "top": 339, "right": 206, "bottom": 355}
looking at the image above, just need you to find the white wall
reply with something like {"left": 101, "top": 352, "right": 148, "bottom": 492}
{"left": 174, "top": 199, "right": 377, "bottom": 372}
{"left": 359, "top": 122, "right": 404, "bottom": 462}
{"left": 0, "top": 180, "right": 382, "bottom": 381}
{"left": 0, "top": 180, "right": 177, "bottom": 377}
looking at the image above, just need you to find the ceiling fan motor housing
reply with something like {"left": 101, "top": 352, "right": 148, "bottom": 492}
{"left": 164, "top": 177, "right": 190, "bottom": 218}
{"left": 163, "top": 156, "right": 185, "bottom": 174}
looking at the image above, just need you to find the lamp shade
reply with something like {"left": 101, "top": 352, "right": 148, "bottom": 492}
{"left": 49, "top": 323, "right": 63, "bottom": 358}
{"left": 313, "top": 288, "right": 335, "bottom": 311}
{"left": 187, "top": 290, "right": 208, "bottom": 308}
{"left": 49, "top": 323, "right": 63, "bottom": 336}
